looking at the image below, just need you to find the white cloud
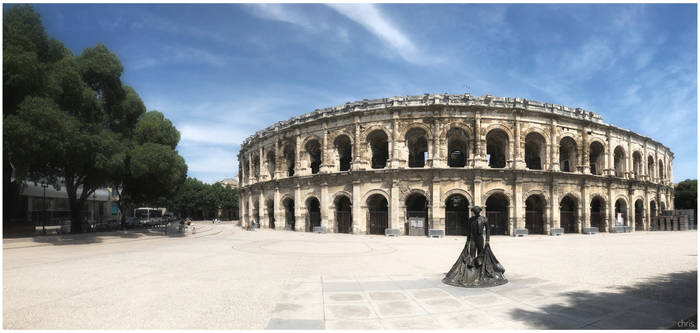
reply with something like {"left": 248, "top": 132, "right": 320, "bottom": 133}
{"left": 245, "top": 4, "right": 314, "bottom": 29}
{"left": 327, "top": 4, "right": 439, "bottom": 65}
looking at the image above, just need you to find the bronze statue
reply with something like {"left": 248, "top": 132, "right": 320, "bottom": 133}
{"left": 443, "top": 206, "right": 508, "bottom": 287}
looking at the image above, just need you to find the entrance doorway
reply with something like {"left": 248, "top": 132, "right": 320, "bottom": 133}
{"left": 335, "top": 196, "right": 352, "bottom": 233}
{"left": 485, "top": 193, "right": 509, "bottom": 235}
{"left": 525, "top": 195, "right": 545, "bottom": 234}
{"left": 445, "top": 194, "right": 469, "bottom": 236}
{"left": 367, "top": 194, "right": 388, "bottom": 235}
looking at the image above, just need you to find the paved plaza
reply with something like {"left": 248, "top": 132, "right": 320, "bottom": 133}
{"left": 3, "top": 223, "right": 697, "bottom": 329}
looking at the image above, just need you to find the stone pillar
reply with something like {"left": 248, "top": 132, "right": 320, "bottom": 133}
{"left": 321, "top": 181, "right": 329, "bottom": 231}
{"left": 473, "top": 112, "right": 487, "bottom": 167}
{"left": 320, "top": 122, "right": 331, "bottom": 173}
{"left": 582, "top": 128, "right": 590, "bottom": 174}
{"left": 514, "top": 175, "right": 524, "bottom": 231}
{"left": 552, "top": 182, "right": 560, "bottom": 229}
{"left": 294, "top": 184, "right": 302, "bottom": 231}
{"left": 274, "top": 139, "right": 283, "bottom": 179}
{"left": 248, "top": 190, "right": 254, "bottom": 227}
{"left": 582, "top": 181, "right": 589, "bottom": 229}
{"left": 550, "top": 119, "right": 559, "bottom": 171}
{"left": 626, "top": 137, "right": 633, "bottom": 179}
{"left": 352, "top": 179, "right": 362, "bottom": 234}
{"left": 353, "top": 118, "right": 362, "bottom": 171}
{"left": 390, "top": 178, "right": 400, "bottom": 232}
{"left": 608, "top": 185, "right": 615, "bottom": 232}
{"left": 274, "top": 187, "right": 281, "bottom": 230}
{"left": 473, "top": 175, "right": 482, "bottom": 207}
{"left": 239, "top": 191, "right": 246, "bottom": 226}
{"left": 432, "top": 175, "right": 443, "bottom": 231}
{"left": 259, "top": 191, "right": 266, "bottom": 228}
{"left": 605, "top": 130, "right": 613, "bottom": 176}
{"left": 294, "top": 131, "right": 302, "bottom": 176}
{"left": 514, "top": 115, "right": 524, "bottom": 169}
{"left": 391, "top": 113, "right": 399, "bottom": 168}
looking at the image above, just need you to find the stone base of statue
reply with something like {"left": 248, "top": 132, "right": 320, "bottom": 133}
{"left": 442, "top": 242, "right": 508, "bottom": 288}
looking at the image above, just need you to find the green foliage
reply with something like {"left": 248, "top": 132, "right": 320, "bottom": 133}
{"left": 3, "top": 5, "right": 187, "bottom": 232}
{"left": 674, "top": 179, "right": 697, "bottom": 211}
{"left": 169, "top": 178, "right": 238, "bottom": 219}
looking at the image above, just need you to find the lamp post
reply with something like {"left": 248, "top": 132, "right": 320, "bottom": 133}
{"left": 41, "top": 182, "right": 48, "bottom": 235}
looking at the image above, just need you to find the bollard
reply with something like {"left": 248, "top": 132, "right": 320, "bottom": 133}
{"left": 192, "top": 226, "right": 196, "bottom": 234}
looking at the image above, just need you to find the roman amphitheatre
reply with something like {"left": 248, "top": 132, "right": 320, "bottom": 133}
{"left": 237, "top": 93, "right": 674, "bottom": 236}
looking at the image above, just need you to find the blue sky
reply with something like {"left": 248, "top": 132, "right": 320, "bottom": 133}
{"left": 26, "top": 4, "right": 697, "bottom": 183}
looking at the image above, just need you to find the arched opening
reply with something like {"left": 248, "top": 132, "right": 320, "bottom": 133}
{"left": 590, "top": 196, "right": 606, "bottom": 232}
{"left": 305, "top": 139, "right": 322, "bottom": 174}
{"left": 445, "top": 194, "right": 469, "bottom": 235}
{"left": 632, "top": 152, "right": 642, "bottom": 179}
{"left": 615, "top": 198, "right": 628, "bottom": 226}
{"left": 367, "top": 194, "right": 388, "bottom": 235}
{"left": 634, "top": 199, "right": 644, "bottom": 231}
{"left": 334, "top": 135, "right": 352, "bottom": 172}
{"left": 486, "top": 129, "right": 508, "bottom": 168}
{"left": 446, "top": 127, "right": 469, "bottom": 168}
{"left": 406, "top": 128, "right": 429, "bottom": 168}
{"left": 525, "top": 194, "right": 546, "bottom": 234}
{"left": 648, "top": 156, "right": 655, "bottom": 179}
{"left": 266, "top": 151, "right": 276, "bottom": 180}
{"left": 658, "top": 160, "right": 664, "bottom": 180}
{"left": 614, "top": 146, "right": 626, "bottom": 177}
{"left": 485, "top": 193, "right": 509, "bottom": 235}
{"left": 660, "top": 202, "right": 666, "bottom": 214}
{"left": 405, "top": 192, "right": 429, "bottom": 236}
{"left": 367, "top": 130, "right": 389, "bottom": 169}
{"left": 283, "top": 143, "right": 295, "bottom": 177}
{"left": 650, "top": 200, "right": 657, "bottom": 218}
{"left": 589, "top": 142, "right": 604, "bottom": 175}
{"left": 335, "top": 195, "right": 352, "bottom": 233}
{"left": 559, "top": 137, "right": 577, "bottom": 172}
{"left": 241, "top": 160, "right": 249, "bottom": 180}
{"left": 252, "top": 154, "right": 260, "bottom": 179}
{"left": 266, "top": 199, "right": 275, "bottom": 229}
{"left": 525, "top": 132, "right": 546, "bottom": 170}
{"left": 560, "top": 195, "right": 578, "bottom": 233}
{"left": 283, "top": 198, "right": 295, "bottom": 230}
{"left": 306, "top": 197, "right": 321, "bottom": 232}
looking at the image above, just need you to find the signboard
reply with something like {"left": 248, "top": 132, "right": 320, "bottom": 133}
{"left": 616, "top": 212, "right": 624, "bottom": 226}
{"left": 408, "top": 217, "right": 424, "bottom": 228}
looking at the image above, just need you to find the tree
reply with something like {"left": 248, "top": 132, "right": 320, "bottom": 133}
{"left": 3, "top": 5, "right": 186, "bottom": 233}
{"left": 674, "top": 179, "right": 697, "bottom": 211}
{"left": 113, "top": 111, "right": 187, "bottom": 229}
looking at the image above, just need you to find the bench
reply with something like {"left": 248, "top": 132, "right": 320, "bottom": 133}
{"left": 428, "top": 229, "right": 444, "bottom": 238}
{"left": 550, "top": 228, "right": 564, "bottom": 236}
{"left": 583, "top": 227, "right": 599, "bottom": 234}
{"left": 312, "top": 226, "right": 327, "bottom": 234}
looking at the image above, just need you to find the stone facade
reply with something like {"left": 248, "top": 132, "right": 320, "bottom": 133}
{"left": 237, "top": 93, "right": 674, "bottom": 236}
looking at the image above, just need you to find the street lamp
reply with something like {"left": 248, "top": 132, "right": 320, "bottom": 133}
{"left": 41, "top": 182, "right": 48, "bottom": 235}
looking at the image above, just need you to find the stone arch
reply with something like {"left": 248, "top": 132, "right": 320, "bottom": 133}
{"left": 303, "top": 136, "right": 322, "bottom": 174}
{"left": 559, "top": 136, "right": 578, "bottom": 172}
{"left": 523, "top": 189, "right": 549, "bottom": 207}
{"left": 589, "top": 140, "right": 605, "bottom": 175}
{"left": 404, "top": 191, "right": 430, "bottom": 236}
{"left": 524, "top": 131, "right": 547, "bottom": 170}
{"left": 301, "top": 134, "right": 322, "bottom": 150}
{"left": 523, "top": 126, "right": 550, "bottom": 144}
{"left": 331, "top": 190, "right": 353, "bottom": 206}
{"left": 405, "top": 127, "right": 430, "bottom": 168}
{"left": 483, "top": 123, "right": 513, "bottom": 141}
{"left": 525, "top": 193, "right": 547, "bottom": 234}
{"left": 446, "top": 126, "right": 470, "bottom": 167}
{"left": 658, "top": 159, "right": 665, "bottom": 180}
{"left": 440, "top": 121, "right": 472, "bottom": 139}
{"left": 590, "top": 194, "right": 607, "bottom": 232}
{"left": 614, "top": 197, "right": 629, "bottom": 226}
{"left": 302, "top": 194, "right": 320, "bottom": 208}
{"left": 442, "top": 188, "right": 474, "bottom": 206}
{"left": 365, "top": 192, "right": 389, "bottom": 235}
{"left": 333, "top": 134, "right": 353, "bottom": 172}
{"left": 334, "top": 193, "right": 353, "bottom": 234}
{"left": 484, "top": 190, "right": 510, "bottom": 236}
{"left": 634, "top": 197, "right": 645, "bottom": 230}
{"left": 362, "top": 188, "right": 391, "bottom": 204}
{"left": 365, "top": 128, "right": 390, "bottom": 169}
{"left": 330, "top": 129, "right": 354, "bottom": 145}
{"left": 399, "top": 122, "right": 433, "bottom": 140}
{"left": 361, "top": 124, "right": 391, "bottom": 142}
{"left": 305, "top": 196, "right": 321, "bottom": 232}
{"left": 559, "top": 194, "right": 579, "bottom": 233}
{"left": 632, "top": 151, "right": 643, "bottom": 178}
{"left": 400, "top": 188, "right": 431, "bottom": 205}
{"left": 482, "top": 188, "right": 514, "bottom": 205}
{"left": 485, "top": 128, "right": 510, "bottom": 168}
{"left": 614, "top": 145, "right": 626, "bottom": 177}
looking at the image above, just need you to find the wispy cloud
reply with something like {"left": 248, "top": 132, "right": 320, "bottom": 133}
{"left": 327, "top": 4, "right": 440, "bottom": 65}
{"left": 244, "top": 4, "right": 315, "bottom": 29}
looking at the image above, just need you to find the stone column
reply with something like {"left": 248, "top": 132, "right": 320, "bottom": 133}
{"left": 514, "top": 175, "right": 524, "bottom": 231}
{"left": 550, "top": 119, "right": 559, "bottom": 171}
{"left": 432, "top": 174, "right": 443, "bottom": 232}
{"left": 294, "top": 184, "right": 302, "bottom": 231}
{"left": 582, "top": 180, "right": 589, "bottom": 230}
{"left": 626, "top": 137, "right": 633, "bottom": 179}
{"left": 473, "top": 175, "right": 482, "bottom": 207}
{"left": 321, "top": 180, "right": 329, "bottom": 231}
{"left": 320, "top": 122, "right": 331, "bottom": 173}
{"left": 259, "top": 191, "right": 266, "bottom": 228}
{"left": 295, "top": 131, "right": 302, "bottom": 176}
{"left": 353, "top": 118, "right": 362, "bottom": 171}
{"left": 473, "top": 112, "right": 487, "bottom": 167}
{"left": 274, "top": 138, "right": 283, "bottom": 179}
{"left": 352, "top": 179, "right": 362, "bottom": 234}
{"left": 552, "top": 182, "right": 560, "bottom": 230}
{"left": 390, "top": 178, "right": 400, "bottom": 232}
{"left": 239, "top": 190, "right": 246, "bottom": 226}
{"left": 274, "top": 187, "right": 281, "bottom": 230}
{"left": 260, "top": 146, "right": 268, "bottom": 181}
{"left": 248, "top": 190, "right": 254, "bottom": 227}
{"left": 391, "top": 113, "right": 399, "bottom": 169}
{"left": 582, "top": 128, "right": 590, "bottom": 174}
{"left": 514, "top": 115, "right": 524, "bottom": 169}
{"left": 605, "top": 130, "right": 613, "bottom": 176}
{"left": 608, "top": 185, "right": 615, "bottom": 232}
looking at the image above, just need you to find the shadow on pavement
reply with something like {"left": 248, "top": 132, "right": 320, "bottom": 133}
{"left": 27, "top": 228, "right": 182, "bottom": 246}
{"left": 506, "top": 270, "right": 697, "bottom": 329}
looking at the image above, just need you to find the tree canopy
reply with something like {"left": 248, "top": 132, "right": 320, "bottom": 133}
{"left": 674, "top": 179, "right": 697, "bottom": 211}
{"left": 3, "top": 5, "right": 186, "bottom": 232}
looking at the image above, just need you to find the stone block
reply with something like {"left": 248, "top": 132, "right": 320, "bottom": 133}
{"left": 514, "top": 228, "right": 528, "bottom": 237}
{"left": 428, "top": 229, "right": 444, "bottom": 238}
{"left": 583, "top": 227, "right": 598, "bottom": 234}
{"left": 312, "top": 226, "right": 326, "bottom": 233}
{"left": 384, "top": 228, "right": 399, "bottom": 237}
{"left": 550, "top": 228, "right": 564, "bottom": 236}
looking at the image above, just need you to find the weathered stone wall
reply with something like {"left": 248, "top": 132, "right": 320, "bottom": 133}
{"left": 238, "top": 93, "right": 674, "bottom": 236}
